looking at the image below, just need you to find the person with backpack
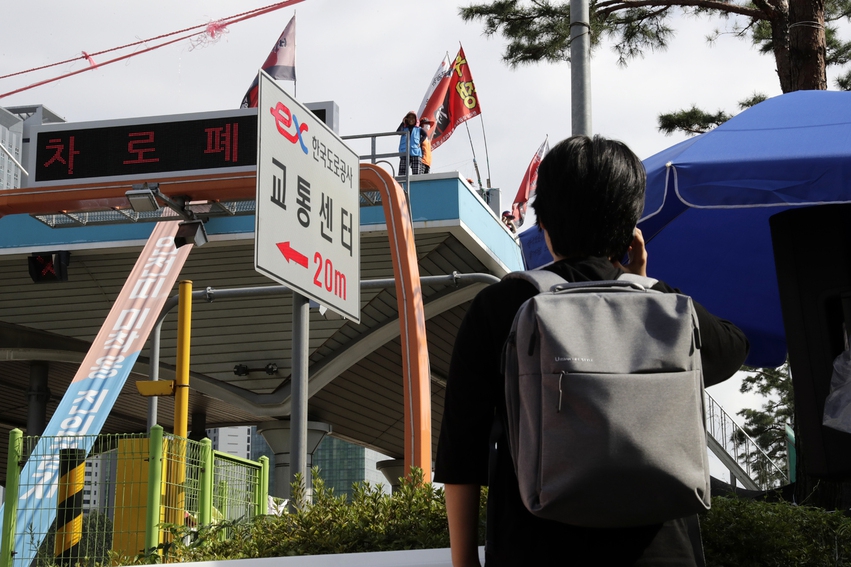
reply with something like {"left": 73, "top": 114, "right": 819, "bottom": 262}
{"left": 434, "top": 135, "right": 750, "bottom": 566}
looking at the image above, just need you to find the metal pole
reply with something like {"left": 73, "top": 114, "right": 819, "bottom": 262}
{"left": 259, "top": 456, "right": 270, "bottom": 515}
{"left": 480, "top": 115, "right": 493, "bottom": 188}
{"left": 405, "top": 130, "right": 411, "bottom": 192}
{"left": 1, "top": 429, "right": 22, "bottom": 567}
{"left": 147, "top": 322, "right": 161, "bottom": 430}
{"left": 464, "top": 121, "right": 483, "bottom": 190}
{"left": 167, "top": 281, "right": 191, "bottom": 546}
{"left": 199, "top": 438, "right": 213, "bottom": 526}
{"left": 570, "top": 0, "right": 592, "bottom": 136}
{"left": 290, "top": 292, "right": 309, "bottom": 505}
{"left": 174, "top": 280, "right": 192, "bottom": 439}
{"left": 26, "top": 362, "right": 50, "bottom": 436}
{"left": 145, "top": 425, "right": 164, "bottom": 560}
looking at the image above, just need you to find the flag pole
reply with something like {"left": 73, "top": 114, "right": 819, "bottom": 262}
{"left": 479, "top": 114, "right": 492, "bottom": 188}
{"left": 293, "top": 10, "right": 298, "bottom": 98}
{"left": 464, "top": 121, "right": 484, "bottom": 190}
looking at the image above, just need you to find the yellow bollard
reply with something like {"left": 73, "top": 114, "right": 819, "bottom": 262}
{"left": 54, "top": 449, "right": 85, "bottom": 565}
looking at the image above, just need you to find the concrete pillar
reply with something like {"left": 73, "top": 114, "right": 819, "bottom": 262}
{"left": 27, "top": 361, "right": 51, "bottom": 436}
{"left": 376, "top": 459, "right": 406, "bottom": 492}
{"left": 256, "top": 420, "right": 330, "bottom": 500}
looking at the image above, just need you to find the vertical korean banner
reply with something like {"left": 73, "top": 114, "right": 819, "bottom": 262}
{"left": 0, "top": 222, "right": 191, "bottom": 567}
{"left": 422, "top": 47, "right": 482, "bottom": 150}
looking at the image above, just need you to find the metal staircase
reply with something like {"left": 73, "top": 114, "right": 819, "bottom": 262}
{"left": 705, "top": 390, "right": 789, "bottom": 490}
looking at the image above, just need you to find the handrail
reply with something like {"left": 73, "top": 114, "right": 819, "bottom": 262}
{"left": 704, "top": 390, "right": 788, "bottom": 489}
{"left": 342, "top": 130, "right": 411, "bottom": 194}
{"left": 213, "top": 449, "right": 263, "bottom": 469}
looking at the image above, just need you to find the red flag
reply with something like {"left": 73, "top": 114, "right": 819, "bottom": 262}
{"left": 241, "top": 15, "right": 296, "bottom": 108}
{"left": 510, "top": 137, "right": 549, "bottom": 227}
{"left": 420, "top": 47, "right": 482, "bottom": 150}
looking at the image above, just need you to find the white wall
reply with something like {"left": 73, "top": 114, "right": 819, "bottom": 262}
{"left": 176, "top": 547, "right": 485, "bottom": 567}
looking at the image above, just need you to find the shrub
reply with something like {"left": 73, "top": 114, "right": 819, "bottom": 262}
{"left": 163, "top": 468, "right": 455, "bottom": 562}
{"left": 702, "top": 496, "right": 851, "bottom": 567}
{"left": 148, "top": 473, "right": 851, "bottom": 567}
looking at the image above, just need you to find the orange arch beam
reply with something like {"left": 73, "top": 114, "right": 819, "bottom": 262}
{"left": 0, "top": 171, "right": 256, "bottom": 217}
{"left": 0, "top": 164, "right": 433, "bottom": 479}
{"left": 359, "top": 164, "right": 432, "bottom": 480}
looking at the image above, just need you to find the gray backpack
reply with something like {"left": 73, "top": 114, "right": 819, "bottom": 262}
{"left": 501, "top": 270, "right": 710, "bottom": 528}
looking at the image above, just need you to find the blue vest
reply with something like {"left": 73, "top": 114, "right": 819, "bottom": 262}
{"left": 398, "top": 126, "right": 423, "bottom": 157}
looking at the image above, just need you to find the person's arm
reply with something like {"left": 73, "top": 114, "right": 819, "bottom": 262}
{"left": 445, "top": 483, "right": 482, "bottom": 567}
{"left": 688, "top": 300, "right": 750, "bottom": 386}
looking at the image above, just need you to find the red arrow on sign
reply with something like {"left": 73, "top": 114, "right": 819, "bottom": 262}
{"left": 276, "top": 242, "right": 308, "bottom": 268}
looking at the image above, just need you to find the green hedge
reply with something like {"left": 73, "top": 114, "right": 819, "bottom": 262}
{"left": 702, "top": 496, "right": 851, "bottom": 567}
{"left": 158, "top": 470, "right": 851, "bottom": 566}
{"left": 160, "top": 469, "right": 470, "bottom": 562}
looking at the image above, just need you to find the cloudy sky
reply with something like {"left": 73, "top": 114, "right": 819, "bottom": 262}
{"left": 1, "top": 0, "right": 790, "bottom": 179}
{"left": 2, "top": 0, "right": 792, "bottom": 473}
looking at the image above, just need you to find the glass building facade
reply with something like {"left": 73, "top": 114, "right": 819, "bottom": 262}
{"left": 250, "top": 428, "right": 389, "bottom": 499}
{"left": 312, "top": 436, "right": 389, "bottom": 497}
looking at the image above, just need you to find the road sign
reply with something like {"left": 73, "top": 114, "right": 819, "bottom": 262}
{"left": 255, "top": 71, "right": 360, "bottom": 322}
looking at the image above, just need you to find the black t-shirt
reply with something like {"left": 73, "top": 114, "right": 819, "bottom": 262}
{"left": 434, "top": 257, "right": 750, "bottom": 566}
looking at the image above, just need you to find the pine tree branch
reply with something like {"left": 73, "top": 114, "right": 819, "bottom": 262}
{"left": 614, "top": 5, "right": 671, "bottom": 23}
{"left": 750, "top": 0, "right": 782, "bottom": 18}
{"left": 595, "top": 0, "right": 765, "bottom": 19}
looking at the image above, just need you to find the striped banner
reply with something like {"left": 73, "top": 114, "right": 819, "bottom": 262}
{"left": 0, "top": 221, "right": 191, "bottom": 567}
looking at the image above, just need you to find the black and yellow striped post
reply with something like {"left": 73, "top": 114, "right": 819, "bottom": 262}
{"left": 54, "top": 448, "right": 86, "bottom": 565}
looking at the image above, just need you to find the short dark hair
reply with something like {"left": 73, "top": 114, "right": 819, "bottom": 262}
{"left": 531, "top": 135, "right": 645, "bottom": 260}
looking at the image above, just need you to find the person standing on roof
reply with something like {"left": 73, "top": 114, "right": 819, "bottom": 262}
{"left": 397, "top": 111, "right": 423, "bottom": 176}
{"left": 420, "top": 116, "right": 433, "bottom": 174}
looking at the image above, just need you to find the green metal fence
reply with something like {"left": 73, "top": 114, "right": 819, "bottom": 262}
{"left": 209, "top": 451, "right": 269, "bottom": 540}
{"left": 1, "top": 426, "right": 269, "bottom": 567}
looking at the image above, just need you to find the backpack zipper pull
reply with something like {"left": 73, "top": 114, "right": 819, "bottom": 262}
{"left": 558, "top": 371, "right": 565, "bottom": 412}
{"left": 528, "top": 326, "right": 539, "bottom": 356}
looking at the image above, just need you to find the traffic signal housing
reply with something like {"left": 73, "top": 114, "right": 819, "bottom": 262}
{"left": 28, "top": 251, "right": 70, "bottom": 283}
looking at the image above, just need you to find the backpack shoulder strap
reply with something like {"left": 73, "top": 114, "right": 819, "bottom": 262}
{"left": 617, "top": 272, "right": 659, "bottom": 289}
{"left": 503, "top": 269, "right": 569, "bottom": 293}
{"left": 506, "top": 269, "right": 660, "bottom": 292}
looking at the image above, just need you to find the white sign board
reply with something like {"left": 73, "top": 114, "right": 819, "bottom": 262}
{"left": 255, "top": 71, "right": 360, "bottom": 322}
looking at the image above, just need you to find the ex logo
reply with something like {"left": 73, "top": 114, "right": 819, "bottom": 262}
{"left": 270, "top": 102, "right": 309, "bottom": 154}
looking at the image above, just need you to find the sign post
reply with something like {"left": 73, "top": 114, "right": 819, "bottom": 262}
{"left": 255, "top": 70, "right": 360, "bottom": 498}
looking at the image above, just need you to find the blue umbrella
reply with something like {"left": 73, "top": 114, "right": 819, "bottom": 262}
{"left": 639, "top": 90, "right": 851, "bottom": 368}
{"left": 519, "top": 91, "right": 851, "bottom": 367}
